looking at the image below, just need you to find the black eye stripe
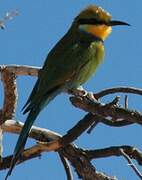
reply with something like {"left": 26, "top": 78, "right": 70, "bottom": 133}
{"left": 78, "top": 18, "right": 107, "bottom": 25}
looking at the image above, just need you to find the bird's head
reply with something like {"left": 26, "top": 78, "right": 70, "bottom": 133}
{"left": 74, "top": 5, "right": 130, "bottom": 41}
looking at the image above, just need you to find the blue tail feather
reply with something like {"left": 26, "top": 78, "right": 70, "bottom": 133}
{"left": 5, "top": 88, "right": 61, "bottom": 180}
{"left": 5, "top": 107, "right": 40, "bottom": 180}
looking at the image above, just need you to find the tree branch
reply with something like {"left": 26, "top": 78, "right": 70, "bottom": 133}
{"left": 0, "top": 65, "right": 40, "bottom": 78}
{"left": 0, "top": 66, "right": 18, "bottom": 125}
{"left": 1, "top": 64, "right": 142, "bottom": 179}
{"left": 1, "top": 120, "right": 117, "bottom": 180}
{"left": 95, "top": 87, "right": 142, "bottom": 99}
{"left": 120, "top": 148, "right": 142, "bottom": 179}
{"left": 2, "top": 120, "right": 61, "bottom": 141}
{"left": 86, "top": 145, "right": 142, "bottom": 166}
{"left": 70, "top": 95, "right": 142, "bottom": 125}
{"left": 58, "top": 152, "right": 73, "bottom": 180}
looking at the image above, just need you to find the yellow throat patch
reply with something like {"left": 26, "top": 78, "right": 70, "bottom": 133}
{"left": 80, "top": 24, "right": 112, "bottom": 40}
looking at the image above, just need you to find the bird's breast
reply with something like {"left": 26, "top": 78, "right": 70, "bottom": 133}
{"left": 70, "top": 41, "right": 105, "bottom": 86}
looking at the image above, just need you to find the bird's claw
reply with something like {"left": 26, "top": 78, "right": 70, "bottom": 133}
{"left": 86, "top": 92, "right": 98, "bottom": 102}
{"left": 69, "top": 86, "right": 87, "bottom": 96}
{"left": 69, "top": 87, "right": 98, "bottom": 102}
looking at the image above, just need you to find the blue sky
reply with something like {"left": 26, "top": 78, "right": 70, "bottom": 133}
{"left": 0, "top": 0, "right": 142, "bottom": 180}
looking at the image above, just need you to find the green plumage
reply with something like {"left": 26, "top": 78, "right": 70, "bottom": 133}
{"left": 6, "top": 8, "right": 105, "bottom": 180}
{"left": 6, "top": 32, "right": 104, "bottom": 179}
{"left": 5, "top": 5, "right": 115, "bottom": 179}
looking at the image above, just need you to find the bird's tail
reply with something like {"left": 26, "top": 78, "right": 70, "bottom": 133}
{"left": 5, "top": 89, "right": 60, "bottom": 180}
{"left": 5, "top": 107, "right": 40, "bottom": 180}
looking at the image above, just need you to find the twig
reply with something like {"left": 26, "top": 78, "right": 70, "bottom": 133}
{"left": 58, "top": 152, "right": 73, "bottom": 180}
{"left": 86, "top": 146, "right": 142, "bottom": 166}
{"left": 87, "top": 120, "right": 99, "bottom": 134}
{"left": 0, "top": 128, "right": 3, "bottom": 159}
{"left": 125, "top": 95, "right": 128, "bottom": 108}
{"left": 120, "top": 148, "right": 142, "bottom": 179}
{"left": 95, "top": 87, "right": 142, "bottom": 99}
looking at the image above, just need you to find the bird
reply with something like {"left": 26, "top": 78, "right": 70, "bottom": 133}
{"left": 5, "top": 4, "right": 129, "bottom": 179}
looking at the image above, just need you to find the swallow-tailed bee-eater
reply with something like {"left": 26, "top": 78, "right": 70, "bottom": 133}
{"left": 5, "top": 4, "right": 129, "bottom": 179}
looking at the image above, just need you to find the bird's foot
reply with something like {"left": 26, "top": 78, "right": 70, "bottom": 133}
{"left": 69, "top": 86, "right": 87, "bottom": 97}
{"left": 85, "top": 91, "right": 99, "bottom": 103}
{"left": 69, "top": 87, "right": 98, "bottom": 102}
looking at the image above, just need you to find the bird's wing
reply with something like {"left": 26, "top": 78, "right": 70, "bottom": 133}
{"left": 23, "top": 39, "right": 92, "bottom": 113}
{"left": 6, "top": 40, "right": 91, "bottom": 180}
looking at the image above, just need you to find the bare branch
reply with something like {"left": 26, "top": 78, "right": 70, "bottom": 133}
{"left": 60, "top": 145, "right": 117, "bottom": 180}
{"left": 1, "top": 120, "right": 61, "bottom": 169}
{"left": 1, "top": 120, "right": 117, "bottom": 180}
{"left": 0, "top": 65, "right": 40, "bottom": 78}
{"left": 58, "top": 152, "right": 73, "bottom": 180}
{"left": 120, "top": 148, "right": 142, "bottom": 179}
{"left": 124, "top": 95, "right": 128, "bottom": 108}
{"left": 1, "top": 65, "right": 142, "bottom": 179}
{"left": 0, "top": 128, "right": 3, "bottom": 159}
{"left": 70, "top": 94, "right": 142, "bottom": 125}
{"left": 0, "top": 66, "right": 18, "bottom": 158}
{"left": 59, "top": 113, "right": 96, "bottom": 147}
{"left": 2, "top": 120, "right": 61, "bottom": 141}
{"left": 1, "top": 144, "right": 116, "bottom": 180}
{"left": 96, "top": 116, "right": 133, "bottom": 127}
{"left": 87, "top": 121, "right": 99, "bottom": 134}
{"left": 95, "top": 87, "right": 142, "bottom": 99}
{"left": 1, "top": 145, "right": 42, "bottom": 170}
{"left": 3, "top": 121, "right": 142, "bottom": 179}
{"left": 86, "top": 145, "right": 142, "bottom": 166}
{"left": 0, "top": 67, "right": 18, "bottom": 125}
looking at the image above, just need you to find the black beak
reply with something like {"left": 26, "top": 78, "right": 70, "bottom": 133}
{"left": 107, "top": 20, "right": 130, "bottom": 26}
{"left": 78, "top": 18, "right": 130, "bottom": 26}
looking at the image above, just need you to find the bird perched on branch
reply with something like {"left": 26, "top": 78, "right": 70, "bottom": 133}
{"left": 5, "top": 4, "right": 129, "bottom": 179}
